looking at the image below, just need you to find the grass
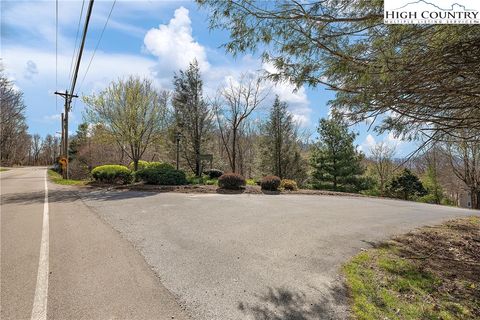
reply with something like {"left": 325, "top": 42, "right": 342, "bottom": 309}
{"left": 0, "top": 168, "right": 9, "bottom": 172}
{"left": 343, "top": 216, "right": 480, "bottom": 320}
{"left": 47, "top": 169, "right": 88, "bottom": 186}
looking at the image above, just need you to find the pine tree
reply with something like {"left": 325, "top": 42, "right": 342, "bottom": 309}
{"left": 387, "top": 169, "right": 427, "bottom": 201}
{"left": 172, "top": 60, "right": 213, "bottom": 176}
{"left": 311, "top": 117, "right": 364, "bottom": 191}
{"left": 258, "top": 96, "right": 307, "bottom": 181}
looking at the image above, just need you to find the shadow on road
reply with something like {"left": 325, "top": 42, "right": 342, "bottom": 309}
{"left": 1, "top": 188, "right": 157, "bottom": 205}
{"left": 238, "top": 283, "right": 348, "bottom": 320}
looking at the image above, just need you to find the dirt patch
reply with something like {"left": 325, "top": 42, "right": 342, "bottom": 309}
{"left": 85, "top": 181, "right": 365, "bottom": 197}
{"left": 344, "top": 216, "right": 480, "bottom": 319}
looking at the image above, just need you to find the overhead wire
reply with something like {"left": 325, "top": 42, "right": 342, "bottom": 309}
{"left": 68, "top": 0, "right": 86, "bottom": 84}
{"left": 74, "top": 0, "right": 116, "bottom": 108}
{"left": 55, "top": 0, "right": 58, "bottom": 111}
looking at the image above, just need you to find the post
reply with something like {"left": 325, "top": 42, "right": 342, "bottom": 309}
{"left": 176, "top": 132, "right": 180, "bottom": 170}
{"left": 60, "top": 113, "right": 64, "bottom": 157}
{"left": 64, "top": 90, "right": 70, "bottom": 179}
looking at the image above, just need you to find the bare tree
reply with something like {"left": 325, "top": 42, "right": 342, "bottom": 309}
{"left": 31, "top": 134, "right": 42, "bottom": 165}
{"left": 214, "top": 74, "right": 268, "bottom": 173}
{"left": 0, "top": 70, "right": 30, "bottom": 165}
{"left": 444, "top": 133, "right": 480, "bottom": 209}
{"left": 369, "top": 142, "right": 396, "bottom": 196}
{"left": 83, "top": 76, "right": 168, "bottom": 171}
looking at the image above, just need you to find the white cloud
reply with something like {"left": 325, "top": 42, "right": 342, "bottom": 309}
{"left": 143, "top": 6, "right": 209, "bottom": 83}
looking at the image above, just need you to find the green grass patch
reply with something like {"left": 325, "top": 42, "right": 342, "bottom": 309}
{"left": 0, "top": 168, "right": 9, "bottom": 172}
{"left": 47, "top": 169, "right": 88, "bottom": 186}
{"left": 343, "top": 217, "right": 480, "bottom": 320}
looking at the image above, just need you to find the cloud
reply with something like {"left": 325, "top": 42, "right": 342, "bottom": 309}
{"left": 24, "top": 60, "right": 38, "bottom": 80}
{"left": 143, "top": 6, "right": 209, "bottom": 84}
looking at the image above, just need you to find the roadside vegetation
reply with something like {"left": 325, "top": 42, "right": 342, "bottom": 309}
{"left": 47, "top": 169, "right": 87, "bottom": 186}
{"left": 344, "top": 216, "right": 480, "bottom": 320}
{"left": 2, "top": 1, "right": 479, "bottom": 207}
{"left": 0, "top": 168, "right": 9, "bottom": 172}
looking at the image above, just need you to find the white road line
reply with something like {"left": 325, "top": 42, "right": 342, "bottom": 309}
{"left": 31, "top": 170, "right": 49, "bottom": 320}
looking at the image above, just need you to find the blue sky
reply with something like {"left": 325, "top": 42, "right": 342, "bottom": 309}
{"left": 1, "top": 0, "right": 414, "bottom": 156}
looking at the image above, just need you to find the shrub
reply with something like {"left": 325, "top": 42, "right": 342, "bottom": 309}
{"left": 204, "top": 169, "right": 224, "bottom": 179}
{"left": 218, "top": 173, "right": 246, "bottom": 190}
{"left": 260, "top": 175, "right": 281, "bottom": 191}
{"left": 281, "top": 179, "right": 298, "bottom": 191}
{"left": 147, "top": 162, "right": 175, "bottom": 170}
{"left": 91, "top": 165, "right": 132, "bottom": 184}
{"left": 128, "top": 160, "right": 149, "bottom": 171}
{"left": 136, "top": 167, "right": 187, "bottom": 185}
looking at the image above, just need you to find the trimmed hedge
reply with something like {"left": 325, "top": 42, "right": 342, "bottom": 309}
{"left": 281, "top": 179, "right": 298, "bottom": 191}
{"left": 128, "top": 160, "right": 150, "bottom": 171}
{"left": 147, "top": 162, "right": 175, "bottom": 170}
{"left": 135, "top": 167, "right": 187, "bottom": 185}
{"left": 260, "top": 175, "right": 281, "bottom": 191}
{"left": 204, "top": 169, "right": 224, "bottom": 179}
{"left": 91, "top": 165, "right": 132, "bottom": 184}
{"left": 218, "top": 173, "right": 246, "bottom": 190}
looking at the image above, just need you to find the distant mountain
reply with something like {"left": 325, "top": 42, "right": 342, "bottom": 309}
{"left": 394, "top": 0, "right": 475, "bottom": 11}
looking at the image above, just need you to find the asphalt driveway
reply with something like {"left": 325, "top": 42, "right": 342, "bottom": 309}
{"left": 80, "top": 190, "right": 475, "bottom": 320}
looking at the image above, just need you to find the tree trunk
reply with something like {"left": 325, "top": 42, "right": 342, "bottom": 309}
{"left": 471, "top": 188, "right": 479, "bottom": 209}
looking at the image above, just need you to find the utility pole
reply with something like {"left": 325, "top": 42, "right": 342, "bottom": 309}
{"left": 54, "top": 0, "right": 94, "bottom": 179}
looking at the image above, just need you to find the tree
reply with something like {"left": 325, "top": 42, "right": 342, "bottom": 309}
{"left": 83, "top": 76, "right": 168, "bottom": 171}
{"left": 311, "top": 117, "right": 364, "bottom": 191}
{"left": 214, "top": 74, "right": 268, "bottom": 173}
{"left": 173, "top": 60, "right": 213, "bottom": 176}
{"left": 387, "top": 169, "right": 427, "bottom": 201}
{"left": 198, "top": 1, "right": 480, "bottom": 142}
{"left": 444, "top": 133, "right": 480, "bottom": 209}
{"left": 258, "top": 96, "right": 307, "bottom": 180}
{"left": 369, "top": 142, "right": 396, "bottom": 196}
{"left": 0, "top": 69, "right": 30, "bottom": 166}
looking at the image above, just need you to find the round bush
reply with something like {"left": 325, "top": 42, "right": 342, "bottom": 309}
{"left": 281, "top": 179, "right": 298, "bottom": 191}
{"left": 204, "top": 169, "right": 224, "bottom": 179}
{"left": 260, "top": 175, "right": 281, "bottom": 191}
{"left": 136, "top": 167, "right": 187, "bottom": 185}
{"left": 147, "top": 162, "right": 175, "bottom": 170}
{"left": 218, "top": 173, "right": 246, "bottom": 190}
{"left": 91, "top": 165, "right": 132, "bottom": 184}
{"left": 128, "top": 160, "right": 149, "bottom": 171}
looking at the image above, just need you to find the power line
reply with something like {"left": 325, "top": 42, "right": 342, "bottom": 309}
{"left": 68, "top": 0, "right": 85, "bottom": 84}
{"left": 55, "top": 0, "right": 58, "bottom": 111}
{"left": 77, "top": 0, "right": 116, "bottom": 95}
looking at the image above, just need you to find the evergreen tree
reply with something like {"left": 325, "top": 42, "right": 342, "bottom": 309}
{"left": 172, "top": 60, "right": 213, "bottom": 176}
{"left": 387, "top": 169, "right": 427, "bottom": 201}
{"left": 310, "top": 117, "right": 364, "bottom": 191}
{"left": 258, "top": 96, "right": 307, "bottom": 181}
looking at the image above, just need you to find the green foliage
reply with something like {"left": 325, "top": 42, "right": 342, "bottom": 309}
{"left": 204, "top": 169, "right": 224, "bottom": 179}
{"left": 387, "top": 169, "right": 427, "bottom": 201}
{"left": 147, "top": 162, "right": 175, "bottom": 170}
{"left": 128, "top": 160, "right": 150, "bottom": 171}
{"left": 91, "top": 165, "right": 132, "bottom": 184}
{"left": 310, "top": 117, "right": 365, "bottom": 192}
{"left": 245, "top": 178, "right": 257, "bottom": 186}
{"left": 136, "top": 167, "right": 187, "bottom": 185}
{"left": 83, "top": 76, "right": 168, "bottom": 172}
{"left": 172, "top": 60, "right": 213, "bottom": 175}
{"left": 218, "top": 173, "right": 246, "bottom": 190}
{"left": 280, "top": 179, "right": 298, "bottom": 191}
{"left": 48, "top": 169, "right": 87, "bottom": 186}
{"left": 258, "top": 96, "right": 308, "bottom": 182}
{"left": 420, "top": 164, "right": 444, "bottom": 204}
{"left": 260, "top": 175, "right": 281, "bottom": 191}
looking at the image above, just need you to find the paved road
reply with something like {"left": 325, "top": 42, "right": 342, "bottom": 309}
{"left": 82, "top": 183, "right": 476, "bottom": 319}
{"left": 1, "top": 167, "right": 188, "bottom": 320}
{"left": 1, "top": 168, "right": 477, "bottom": 320}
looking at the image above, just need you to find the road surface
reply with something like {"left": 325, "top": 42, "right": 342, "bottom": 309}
{"left": 1, "top": 167, "right": 476, "bottom": 319}
{"left": 1, "top": 167, "right": 188, "bottom": 320}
